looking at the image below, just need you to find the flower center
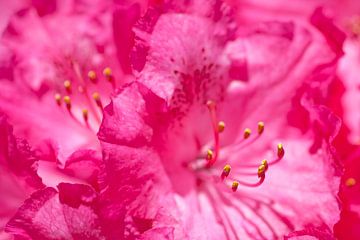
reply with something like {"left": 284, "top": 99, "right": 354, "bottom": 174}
{"left": 187, "top": 101, "right": 285, "bottom": 192}
{"left": 53, "top": 63, "right": 116, "bottom": 130}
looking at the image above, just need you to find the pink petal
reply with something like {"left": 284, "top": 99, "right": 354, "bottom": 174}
{"left": 6, "top": 184, "right": 108, "bottom": 240}
{"left": 0, "top": 114, "right": 43, "bottom": 237}
{"left": 98, "top": 82, "right": 187, "bottom": 238}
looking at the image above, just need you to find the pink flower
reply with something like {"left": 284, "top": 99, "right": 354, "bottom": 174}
{"left": 223, "top": 2, "right": 360, "bottom": 239}
{"left": 0, "top": 0, "right": 126, "bottom": 184}
{"left": 0, "top": 1, "right": 135, "bottom": 238}
{"left": 0, "top": 0, "right": 347, "bottom": 239}
{"left": 97, "top": 2, "right": 343, "bottom": 239}
{"left": 0, "top": 1, "right": 180, "bottom": 239}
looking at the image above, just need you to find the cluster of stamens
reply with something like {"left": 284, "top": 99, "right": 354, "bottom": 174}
{"left": 53, "top": 66, "right": 115, "bottom": 127}
{"left": 197, "top": 100, "right": 285, "bottom": 192}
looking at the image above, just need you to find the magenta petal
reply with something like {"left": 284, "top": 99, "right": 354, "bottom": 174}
{"left": 98, "top": 82, "right": 168, "bottom": 146}
{"left": 113, "top": 3, "right": 141, "bottom": 73}
{"left": 58, "top": 182, "right": 98, "bottom": 208}
{"left": 285, "top": 224, "right": 335, "bottom": 239}
{"left": 0, "top": 114, "right": 43, "bottom": 237}
{"left": 63, "top": 149, "right": 103, "bottom": 189}
{"left": 139, "top": 227, "right": 174, "bottom": 240}
{"left": 310, "top": 7, "right": 346, "bottom": 55}
{"left": 6, "top": 184, "right": 107, "bottom": 240}
{"left": 0, "top": 115, "right": 43, "bottom": 188}
{"left": 98, "top": 83, "right": 187, "bottom": 238}
{"left": 136, "top": 13, "right": 229, "bottom": 101}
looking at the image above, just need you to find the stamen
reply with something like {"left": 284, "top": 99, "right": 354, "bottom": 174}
{"left": 72, "top": 62, "right": 101, "bottom": 123}
{"left": 254, "top": 144, "right": 285, "bottom": 166}
{"left": 346, "top": 178, "right": 356, "bottom": 187}
{"left": 88, "top": 70, "right": 97, "bottom": 83}
{"left": 63, "top": 96, "right": 71, "bottom": 111}
{"left": 258, "top": 121, "right": 264, "bottom": 134}
{"left": 103, "top": 67, "right": 116, "bottom": 89}
{"left": 261, "top": 159, "right": 268, "bottom": 171}
{"left": 277, "top": 143, "right": 284, "bottom": 159}
{"left": 206, "top": 149, "right": 214, "bottom": 160}
{"left": 82, "top": 109, "right": 89, "bottom": 122}
{"left": 257, "top": 164, "right": 266, "bottom": 178}
{"left": 206, "top": 100, "right": 220, "bottom": 167}
{"left": 54, "top": 93, "right": 61, "bottom": 106}
{"left": 244, "top": 128, "right": 251, "bottom": 139}
{"left": 64, "top": 80, "right": 72, "bottom": 94}
{"left": 103, "top": 67, "right": 112, "bottom": 79}
{"left": 221, "top": 164, "right": 231, "bottom": 179}
{"left": 92, "top": 92, "right": 103, "bottom": 110}
{"left": 232, "top": 181, "right": 239, "bottom": 192}
{"left": 218, "top": 121, "right": 225, "bottom": 133}
{"left": 232, "top": 175, "right": 266, "bottom": 188}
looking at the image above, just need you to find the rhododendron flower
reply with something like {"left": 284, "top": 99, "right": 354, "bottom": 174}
{"left": 0, "top": 0, "right": 121, "bottom": 162}
{"left": 0, "top": 0, "right": 124, "bottom": 176}
{"left": 224, "top": 1, "right": 360, "bottom": 239}
{"left": 0, "top": 0, "right": 128, "bottom": 237}
{"left": 0, "top": 0, "right": 349, "bottom": 239}
{"left": 96, "top": 2, "right": 343, "bottom": 238}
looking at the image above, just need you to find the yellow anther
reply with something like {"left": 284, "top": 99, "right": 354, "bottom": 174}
{"left": 54, "top": 93, "right": 61, "bottom": 106}
{"left": 92, "top": 92, "right": 103, "bottom": 109}
{"left": 63, "top": 96, "right": 71, "bottom": 110}
{"left": 222, "top": 164, "right": 231, "bottom": 178}
{"left": 258, "top": 164, "right": 266, "bottom": 177}
{"left": 88, "top": 70, "right": 97, "bottom": 83}
{"left": 218, "top": 121, "right": 225, "bottom": 133}
{"left": 261, "top": 159, "right": 268, "bottom": 170}
{"left": 206, "top": 149, "right": 213, "bottom": 160}
{"left": 92, "top": 92, "right": 100, "bottom": 101}
{"left": 244, "top": 128, "right": 251, "bottom": 139}
{"left": 103, "top": 67, "right": 113, "bottom": 82}
{"left": 206, "top": 100, "right": 216, "bottom": 110}
{"left": 64, "top": 80, "right": 71, "bottom": 93}
{"left": 258, "top": 121, "right": 264, "bottom": 134}
{"left": 277, "top": 143, "right": 284, "bottom": 159}
{"left": 346, "top": 178, "right": 356, "bottom": 187}
{"left": 232, "top": 181, "right": 239, "bottom": 192}
{"left": 82, "top": 109, "right": 89, "bottom": 121}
